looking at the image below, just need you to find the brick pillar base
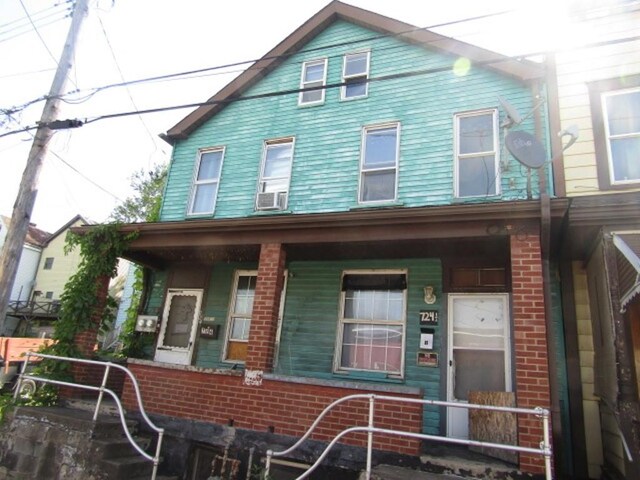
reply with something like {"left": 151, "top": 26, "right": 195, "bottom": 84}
{"left": 510, "top": 233, "right": 552, "bottom": 474}
{"left": 59, "top": 274, "right": 110, "bottom": 399}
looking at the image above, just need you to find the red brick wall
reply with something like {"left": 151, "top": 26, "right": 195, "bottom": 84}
{"left": 122, "top": 362, "right": 422, "bottom": 455}
{"left": 246, "top": 243, "right": 286, "bottom": 372}
{"left": 510, "top": 234, "right": 552, "bottom": 474}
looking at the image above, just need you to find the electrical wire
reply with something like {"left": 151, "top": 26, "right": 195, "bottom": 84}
{"left": 96, "top": 12, "right": 159, "bottom": 153}
{"left": 0, "top": 1, "right": 70, "bottom": 33}
{"left": 17, "top": 0, "right": 64, "bottom": 67}
{"left": 1, "top": 24, "right": 639, "bottom": 139}
{"left": 2, "top": 8, "right": 515, "bottom": 116}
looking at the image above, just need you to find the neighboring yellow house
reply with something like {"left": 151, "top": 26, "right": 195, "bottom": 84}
{"left": 32, "top": 215, "right": 90, "bottom": 303}
{"left": 549, "top": 2, "right": 640, "bottom": 479}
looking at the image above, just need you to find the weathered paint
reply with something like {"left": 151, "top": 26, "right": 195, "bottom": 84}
{"left": 192, "top": 258, "right": 442, "bottom": 434}
{"left": 160, "top": 20, "right": 544, "bottom": 222}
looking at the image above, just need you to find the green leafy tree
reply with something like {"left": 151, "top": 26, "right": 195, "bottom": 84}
{"left": 113, "top": 164, "right": 168, "bottom": 357}
{"left": 110, "top": 163, "right": 167, "bottom": 223}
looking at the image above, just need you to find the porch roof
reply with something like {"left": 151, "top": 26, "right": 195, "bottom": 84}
{"left": 75, "top": 200, "right": 569, "bottom": 269}
{"left": 613, "top": 233, "right": 640, "bottom": 311}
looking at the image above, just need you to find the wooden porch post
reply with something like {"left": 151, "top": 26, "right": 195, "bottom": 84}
{"left": 244, "top": 243, "right": 286, "bottom": 385}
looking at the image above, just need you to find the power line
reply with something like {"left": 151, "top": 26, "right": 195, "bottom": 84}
{"left": 96, "top": 12, "right": 159, "bottom": 152}
{"left": 1, "top": 32, "right": 638, "bottom": 140}
{"left": 16, "top": 0, "right": 64, "bottom": 67}
{"left": 2, "top": 8, "right": 515, "bottom": 116}
{"left": 0, "top": 1, "right": 70, "bottom": 33}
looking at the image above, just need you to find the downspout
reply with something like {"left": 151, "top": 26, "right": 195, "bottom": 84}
{"left": 532, "top": 80, "right": 563, "bottom": 471}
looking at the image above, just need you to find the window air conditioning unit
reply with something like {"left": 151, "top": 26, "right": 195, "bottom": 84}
{"left": 256, "top": 191, "right": 287, "bottom": 210}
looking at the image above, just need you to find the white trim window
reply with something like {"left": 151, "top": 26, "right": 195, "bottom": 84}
{"left": 335, "top": 271, "right": 407, "bottom": 376}
{"left": 342, "top": 51, "right": 370, "bottom": 100}
{"left": 602, "top": 87, "right": 640, "bottom": 184}
{"left": 223, "top": 271, "right": 257, "bottom": 363}
{"left": 299, "top": 58, "right": 328, "bottom": 106}
{"left": 454, "top": 109, "right": 499, "bottom": 198}
{"left": 359, "top": 123, "right": 399, "bottom": 203}
{"left": 188, "top": 147, "right": 225, "bottom": 215}
{"left": 256, "top": 138, "right": 294, "bottom": 210}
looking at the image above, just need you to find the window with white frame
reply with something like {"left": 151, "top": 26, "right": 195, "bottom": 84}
{"left": 224, "top": 271, "right": 257, "bottom": 363}
{"left": 455, "top": 109, "right": 499, "bottom": 198}
{"left": 299, "top": 59, "right": 327, "bottom": 106}
{"left": 256, "top": 138, "right": 294, "bottom": 210}
{"left": 602, "top": 88, "right": 640, "bottom": 184}
{"left": 336, "top": 272, "right": 406, "bottom": 375}
{"left": 360, "top": 123, "right": 399, "bottom": 203}
{"left": 342, "top": 51, "right": 370, "bottom": 100}
{"left": 188, "top": 148, "right": 224, "bottom": 215}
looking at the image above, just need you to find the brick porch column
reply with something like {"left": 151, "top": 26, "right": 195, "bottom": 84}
{"left": 510, "top": 234, "right": 552, "bottom": 474}
{"left": 67, "top": 274, "right": 110, "bottom": 395}
{"left": 244, "top": 243, "right": 286, "bottom": 385}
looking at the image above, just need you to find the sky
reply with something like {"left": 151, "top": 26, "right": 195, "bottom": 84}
{"left": 0, "top": 0, "right": 588, "bottom": 233}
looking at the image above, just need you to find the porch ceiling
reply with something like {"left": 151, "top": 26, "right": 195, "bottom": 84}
{"left": 565, "top": 192, "right": 640, "bottom": 259}
{"left": 73, "top": 200, "right": 569, "bottom": 269}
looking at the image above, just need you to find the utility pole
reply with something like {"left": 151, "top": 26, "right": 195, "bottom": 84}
{"left": 0, "top": 0, "right": 89, "bottom": 334}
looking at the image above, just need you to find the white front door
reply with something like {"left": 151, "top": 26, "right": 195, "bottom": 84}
{"left": 154, "top": 289, "right": 203, "bottom": 365}
{"left": 447, "top": 293, "right": 511, "bottom": 439}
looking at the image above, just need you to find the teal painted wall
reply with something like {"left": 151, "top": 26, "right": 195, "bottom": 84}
{"left": 193, "top": 258, "right": 443, "bottom": 434}
{"left": 160, "top": 20, "right": 544, "bottom": 222}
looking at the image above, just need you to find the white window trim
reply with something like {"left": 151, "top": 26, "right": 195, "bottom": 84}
{"left": 341, "top": 51, "right": 370, "bottom": 100}
{"left": 299, "top": 58, "right": 328, "bottom": 106}
{"left": 222, "top": 270, "right": 257, "bottom": 364}
{"left": 358, "top": 122, "right": 400, "bottom": 204}
{"left": 602, "top": 87, "right": 640, "bottom": 185}
{"left": 453, "top": 109, "right": 500, "bottom": 198}
{"left": 257, "top": 137, "right": 295, "bottom": 208}
{"left": 187, "top": 146, "right": 225, "bottom": 216}
{"left": 333, "top": 269, "right": 407, "bottom": 378}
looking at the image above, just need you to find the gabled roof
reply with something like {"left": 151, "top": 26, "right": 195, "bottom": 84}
{"left": 164, "top": 0, "right": 543, "bottom": 142}
{"left": 0, "top": 215, "right": 50, "bottom": 248}
{"left": 43, "top": 214, "right": 92, "bottom": 246}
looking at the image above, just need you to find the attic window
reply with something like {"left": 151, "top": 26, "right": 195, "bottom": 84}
{"left": 342, "top": 51, "right": 370, "bottom": 100}
{"left": 43, "top": 257, "right": 54, "bottom": 270}
{"left": 299, "top": 59, "right": 327, "bottom": 106}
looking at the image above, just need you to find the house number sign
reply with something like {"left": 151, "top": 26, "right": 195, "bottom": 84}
{"left": 419, "top": 310, "right": 438, "bottom": 325}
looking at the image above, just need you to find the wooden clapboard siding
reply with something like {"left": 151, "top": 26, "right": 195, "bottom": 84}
{"left": 554, "top": 8, "right": 640, "bottom": 196}
{"left": 160, "top": 20, "right": 542, "bottom": 222}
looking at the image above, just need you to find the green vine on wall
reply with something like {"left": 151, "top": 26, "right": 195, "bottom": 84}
{"left": 40, "top": 223, "right": 137, "bottom": 376}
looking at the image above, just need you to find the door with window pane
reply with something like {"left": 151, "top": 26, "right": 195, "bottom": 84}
{"left": 225, "top": 272, "right": 257, "bottom": 362}
{"left": 447, "top": 293, "right": 511, "bottom": 438}
{"left": 154, "top": 289, "right": 203, "bottom": 365}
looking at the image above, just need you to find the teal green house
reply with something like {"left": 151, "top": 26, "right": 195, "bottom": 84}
{"left": 116, "top": 1, "right": 572, "bottom": 477}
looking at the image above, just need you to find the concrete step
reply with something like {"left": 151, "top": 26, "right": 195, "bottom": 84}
{"left": 100, "top": 455, "right": 154, "bottom": 479}
{"left": 91, "top": 435, "right": 152, "bottom": 460}
{"left": 367, "top": 465, "right": 465, "bottom": 480}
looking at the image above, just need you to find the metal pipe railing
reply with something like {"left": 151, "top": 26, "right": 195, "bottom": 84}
{"left": 14, "top": 351, "right": 164, "bottom": 480}
{"left": 265, "top": 393, "right": 553, "bottom": 480}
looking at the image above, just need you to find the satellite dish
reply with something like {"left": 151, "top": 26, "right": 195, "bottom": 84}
{"left": 498, "top": 96, "right": 523, "bottom": 127}
{"left": 505, "top": 131, "right": 547, "bottom": 169}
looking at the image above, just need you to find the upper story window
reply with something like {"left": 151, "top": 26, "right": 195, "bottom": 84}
{"left": 43, "top": 257, "right": 54, "bottom": 270}
{"left": 188, "top": 148, "right": 224, "bottom": 216}
{"left": 299, "top": 59, "right": 327, "bottom": 106}
{"left": 335, "top": 271, "right": 407, "bottom": 376}
{"left": 359, "top": 123, "right": 399, "bottom": 203}
{"left": 602, "top": 88, "right": 640, "bottom": 185}
{"left": 342, "top": 51, "right": 370, "bottom": 100}
{"left": 256, "top": 138, "right": 294, "bottom": 211}
{"left": 454, "top": 109, "right": 499, "bottom": 198}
